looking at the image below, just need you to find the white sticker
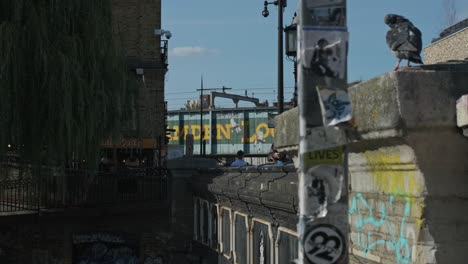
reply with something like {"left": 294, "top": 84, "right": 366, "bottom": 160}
{"left": 301, "top": 30, "right": 348, "bottom": 80}
{"left": 304, "top": 224, "right": 345, "bottom": 264}
{"left": 317, "top": 87, "right": 352, "bottom": 126}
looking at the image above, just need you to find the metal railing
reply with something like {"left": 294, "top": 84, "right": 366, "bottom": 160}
{"left": 0, "top": 166, "right": 168, "bottom": 213}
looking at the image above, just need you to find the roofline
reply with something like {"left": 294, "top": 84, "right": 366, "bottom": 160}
{"left": 425, "top": 26, "right": 468, "bottom": 49}
{"left": 439, "top": 18, "right": 468, "bottom": 38}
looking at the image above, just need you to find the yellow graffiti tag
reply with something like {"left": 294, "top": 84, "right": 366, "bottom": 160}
{"left": 363, "top": 147, "right": 420, "bottom": 196}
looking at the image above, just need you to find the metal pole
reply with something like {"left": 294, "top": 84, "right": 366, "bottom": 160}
{"left": 196, "top": 86, "right": 234, "bottom": 156}
{"left": 292, "top": 59, "right": 298, "bottom": 106}
{"left": 278, "top": 0, "right": 284, "bottom": 114}
{"left": 200, "top": 76, "right": 203, "bottom": 156}
{"left": 297, "top": 0, "right": 349, "bottom": 263}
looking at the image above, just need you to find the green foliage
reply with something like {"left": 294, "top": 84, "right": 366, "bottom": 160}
{"left": 0, "top": 0, "right": 139, "bottom": 169}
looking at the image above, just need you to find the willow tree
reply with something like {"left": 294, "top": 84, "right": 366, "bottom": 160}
{"left": 0, "top": 0, "right": 138, "bottom": 169}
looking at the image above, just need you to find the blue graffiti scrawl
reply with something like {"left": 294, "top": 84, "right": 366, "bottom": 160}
{"left": 349, "top": 193, "right": 411, "bottom": 264}
{"left": 72, "top": 233, "right": 139, "bottom": 264}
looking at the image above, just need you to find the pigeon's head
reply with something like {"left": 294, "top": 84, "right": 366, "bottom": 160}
{"left": 384, "top": 14, "right": 398, "bottom": 27}
{"left": 385, "top": 14, "right": 409, "bottom": 27}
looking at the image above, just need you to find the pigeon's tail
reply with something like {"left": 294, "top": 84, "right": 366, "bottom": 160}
{"left": 409, "top": 54, "right": 424, "bottom": 64}
{"left": 412, "top": 58, "right": 424, "bottom": 64}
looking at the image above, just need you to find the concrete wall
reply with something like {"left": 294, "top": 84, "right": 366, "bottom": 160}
{"left": 167, "top": 157, "right": 220, "bottom": 264}
{"left": 347, "top": 64, "right": 468, "bottom": 264}
{"left": 0, "top": 157, "right": 219, "bottom": 264}
{"left": 273, "top": 63, "right": 468, "bottom": 263}
{"left": 0, "top": 209, "right": 173, "bottom": 264}
{"left": 424, "top": 28, "right": 468, "bottom": 64}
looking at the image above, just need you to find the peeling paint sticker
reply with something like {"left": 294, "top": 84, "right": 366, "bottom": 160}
{"left": 304, "top": 166, "right": 344, "bottom": 217}
{"left": 302, "top": 127, "right": 347, "bottom": 153}
{"left": 304, "top": 224, "right": 345, "bottom": 264}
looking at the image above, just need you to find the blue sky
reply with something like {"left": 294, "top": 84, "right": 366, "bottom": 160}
{"left": 163, "top": 0, "right": 468, "bottom": 110}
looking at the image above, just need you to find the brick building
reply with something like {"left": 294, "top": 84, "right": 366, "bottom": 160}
{"left": 107, "top": 0, "right": 168, "bottom": 164}
{"left": 424, "top": 18, "right": 468, "bottom": 64}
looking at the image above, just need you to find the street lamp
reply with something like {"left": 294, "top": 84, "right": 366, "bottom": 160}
{"left": 155, "top": 29, "right": 172, "bottom": 67}
{"left": 284, "top": 18, "right": 297, "bottom": 57}
{"left": 284, "top": 15, "right": 298, "bottom": 106}
{"left": 154, "top": 29, "right": 172, "bottom": 39}
{"left": 262, "top": 0, "right": 287, "bottom": 114}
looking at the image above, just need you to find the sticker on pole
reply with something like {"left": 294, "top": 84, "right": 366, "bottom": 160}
{"left": 301, "top": 30, "right": 348, "bottom": 80}
{"left": 304, "top": 224, "right": 345, "bottom": 264}
{"left": 317, "top": 86, "right": 352, "bottom": 126}
{"left": 303, "top": 147, "right": 343, "bottom": 167}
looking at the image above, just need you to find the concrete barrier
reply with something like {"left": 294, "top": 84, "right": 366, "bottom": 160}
{"left": 347, "top": 63, "right": 468, "bottom": 264}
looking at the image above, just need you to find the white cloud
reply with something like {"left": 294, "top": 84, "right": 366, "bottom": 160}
{"left": 170, "top": 46, "right": 218, "bottom": 57}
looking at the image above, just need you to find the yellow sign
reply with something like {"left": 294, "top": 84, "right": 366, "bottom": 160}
{"left": 303, "top": 147, "right": 343, "bottom": 166}
{"left": 167, "top": 123, "right": 275, "bottom": 143}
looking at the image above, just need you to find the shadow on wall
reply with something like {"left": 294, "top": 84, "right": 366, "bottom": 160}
{"left": 408, "top": 129, "right": 468, "bottom": 263}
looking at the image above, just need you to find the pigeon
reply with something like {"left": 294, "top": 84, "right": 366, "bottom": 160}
{"left": 384, "top": 14, "right": 423, "bottom": 71}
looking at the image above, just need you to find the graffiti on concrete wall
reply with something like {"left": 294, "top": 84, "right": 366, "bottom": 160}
{"left": 72, "top": 233, "right": 138, "bottom": 264}
{"left": 349, "top": 193, "right": 413, "bottom": 264}
{"left": 347, "top": 146, "right": 428, "bottom": 263}
{"left": 363, "top": 147, "right": 421, "bottom": 196}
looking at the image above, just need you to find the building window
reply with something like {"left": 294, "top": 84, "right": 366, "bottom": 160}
{"left": 276, "top": 228, "right": 298, "bottom": 264}
{"left": 234, "top": 213, "right": 248, "bottom": 264}
{"left": 210, "top": 204, "right": 218, "bottom": 250}
{"left": 201, "top": 200, "right": 209, "bottom": 245}
{"left": 221, "top": 208, "right": 232, "bottom": 258}
{"left": 252, "top": 219, "right": 272, "bottom": 264}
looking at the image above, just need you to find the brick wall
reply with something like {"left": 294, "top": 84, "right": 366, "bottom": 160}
{"left": 424, "top": 28, "right": 468, "bottom": 64}
{"left": 112, "top": 0, "right": 161, "bottom": 61}
{"left": 111, "top": 0, "right": 166, "bottom": 139}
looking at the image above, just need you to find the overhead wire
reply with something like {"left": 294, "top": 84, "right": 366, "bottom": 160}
{"left": 165, "top": 86, "right": 295, "bottom": 95}
{"left": 165, "top": 85, "right": 295, "bottom": 110}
